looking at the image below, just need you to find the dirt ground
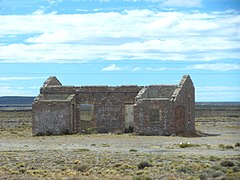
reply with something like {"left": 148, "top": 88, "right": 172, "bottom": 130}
{"left": 0, "top": 111, "right": 240, "bottom": 179}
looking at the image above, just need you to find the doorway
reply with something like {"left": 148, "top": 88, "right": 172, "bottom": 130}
{"left": 125, "top": 104, "right": 134, "bottom": 133}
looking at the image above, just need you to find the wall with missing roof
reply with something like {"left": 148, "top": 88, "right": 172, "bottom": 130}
{"left": 32, "top": 100, "right": 73, "bottom": 135}
{"left": 134, "top": 75, "right": 195, "bottom": 135}
{"left": 32, "top": 75, "right": 195, "bottom": 136}
{"left": 134, "top": 99, "right": 173, "bottom": 135}
{"left": 171, "top": 75, "right": 195, "bottom": 135}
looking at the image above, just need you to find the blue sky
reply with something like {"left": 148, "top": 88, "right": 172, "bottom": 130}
{"left": 0, "top": 0, "right": 239, "bottom": 101}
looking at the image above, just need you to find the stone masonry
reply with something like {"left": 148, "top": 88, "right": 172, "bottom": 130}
{"left": 32, "top": 75, "right": 195, "bottom": 136}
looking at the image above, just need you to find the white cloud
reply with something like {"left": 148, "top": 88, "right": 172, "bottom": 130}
{"left": 0, "top": 86, "right": 37, "bottom": 96}
{"left": 162, "top": 0, "right": 202, "bottom": 8}
{"left": 47, "top": 0, "right": 63, "bottom": 4}
{"left": 146, "top": 67, "right": 167, "bottom": 71}
{"left": 101, "top": 64, "right": 123, "bottom": 71}
{"left": 132, "top": 67, "right": 142, "bottom": 71}
{"left": 27, "top": 31, "right": 70, "bottom": 43}
{"left": 0, "top": 77, "right": 45, "bottom": 81}
{"left": 32, "top": 9, "right": 45, "bottom": 15}
{"left": 0, "top": 10, "right": 239, "bottom": 63}
{"left": 190, "top": 63, "right": 240, "bottom": 71}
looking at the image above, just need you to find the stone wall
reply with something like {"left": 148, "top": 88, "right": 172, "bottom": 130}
{"left": 134, "top": 99, "right": 173, "bottom": 135}
{"left": 32, "top": 75, "right": 195, "bottom": 136}
{"left": 146, "top": 85, "right": 177, "bottom": 98}
{"left": 38, "top": 85, "right": 142, "bottom": 133}
{"left": 76, "top": 86, "right": 142, "bottom": 133}
{"left": 171, "top": 75, "right": 195, "bottom": 135}
{"left": 134, "top": 75, "right": 195, "bottom": 136}
{"left": 32, "top": 100, "right": 73, "bottom": 135}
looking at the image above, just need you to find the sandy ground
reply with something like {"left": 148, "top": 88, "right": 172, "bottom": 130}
{"left": 0, "top": 115, "right": 240, "bottom": 179}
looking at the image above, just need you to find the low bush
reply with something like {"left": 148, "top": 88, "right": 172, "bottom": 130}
{"left": 225, "top": 145, "right": 234, "bottom": 149}
{"left": 219, "top": 144, "right": 234, "bottom": 150}
{"left": 74, "top": 164, "right": 89, "bottom": 172}
{"left": 220, "top": 160, "right": 235, "bottom": 167}
{"left": 137, "top": 161, "right": 153, "bottom": 169}
{"left": 129, "top": 149, "right": 138, "bottom": 152}
{"left": 179, "top": 142, "right": 200, "bottom": 148}
{"left": 76, "top": 148, "right": 90, "bottom": 152}
{"left": 235, "top": 142, "right": 240, "bottom": 147}
{"left": 82, "top": 128, "right": 96, "bottom": 134}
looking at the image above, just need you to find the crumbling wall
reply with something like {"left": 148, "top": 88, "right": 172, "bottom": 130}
{"left": 171, "top": 75, "right": 195, "bottom": 135}
{"left": 134, "top": 99, "right": 173, "bottom": 135}
{"left": 32, "top": 75, "right": 195, "bottom": 136}
{"left": 146, "top": 85, "right": 177, "bottom": 98}
{"left": 76, "top": 86, "right": 142, "bottom": 133}
{"left": 32, "top": 100, "right": 73, "bottom": 135}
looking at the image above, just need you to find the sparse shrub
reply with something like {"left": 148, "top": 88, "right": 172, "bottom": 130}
{"left": 177, "top": 166, "right": 194, "bottom": 174}
{"left": 212, "top": 165, "right": 225, "bottom": 172}
{"left": 212, "top": 170, "right": 224, "bottom": 178}
{"left": 137, "top": 161, "right": 152, "bottom": 169}
{"left": 199, "top": 172, "right": 210, "bottom": 180}
{"left": 209, "top": 156, "right": 221, "bottom": 162}
{"left": 77, "top": 148, "right": 90, "bottom": 152}
{"left": 233, "top": 167, "right": 239, "bottom": 172}
{"left": 225, "top": 145, "right": 234, "bottom": 149}
{"left": 74, "top": 164, "right": 89, "bottom": 172}
{"left": 73, "top": 160, "right": 81, "bottom": 164}
{"left": 19, "top": 168, "right": 26, "bottom": 173}
{"left": 101, "top": 144, "right": 110, "bottom": 147}
{"left": 179, "top": 142, "right": 199, "bottom": 148}
{"left": 219, "top": 144, "right": 226, "bottom": 150}
{"left": 235, "top": 142, "right": 240, "bottom": 147}
{"left": 218, "top": 144, "right": 234, "bottom": 150}
{"left": 112, "top": 163, "right": 122, "bottom": 168}
{"left": 133, "top": 175, "right": 152, "bottom": 180}
{"left": 220, "top": 160, "right": 235, "bottom": 167}
{"left": 83, "top": 128, "right": 96, "bottom": 134}
{"left": 129, "top": 149, "right": 138, "bottom": 152}
{"left": 177, "top": 166, "right": 187, "bottom": 173}
{"left": 16, "top": 162, "right": 25, "bottom": 168}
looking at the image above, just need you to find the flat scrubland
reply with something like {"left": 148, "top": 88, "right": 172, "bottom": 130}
{"left": 0, "top": 109, "right": 240, "bottom": 180}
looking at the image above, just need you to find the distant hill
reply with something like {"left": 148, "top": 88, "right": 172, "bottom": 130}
{"left": 0, "top": 96, "right": 35, "bottom": 105}
{"left": 0, "top": 96, "right": 239, "bottom": 106}
{"left": 196, "top": 102, "right": 240, "bottom": 106}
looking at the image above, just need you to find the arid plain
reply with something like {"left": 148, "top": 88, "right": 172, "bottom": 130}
{"left": 0, "top": 104, "right": 240, "bottom": 180}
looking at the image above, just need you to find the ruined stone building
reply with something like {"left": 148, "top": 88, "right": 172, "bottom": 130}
{"left": 32, "top": 75, "right": 195, "bottom": 136}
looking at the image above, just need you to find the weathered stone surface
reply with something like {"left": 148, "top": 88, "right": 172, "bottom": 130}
{"left": 32, "top": 75, "right": 195, "bottom": 136}
{"left": 43, "top": 76, "right": 62, "bottom": 87}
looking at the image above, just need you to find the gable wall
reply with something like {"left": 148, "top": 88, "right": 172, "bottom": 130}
{"left": 171, "top": 75, "right": 195, "bottom": 134}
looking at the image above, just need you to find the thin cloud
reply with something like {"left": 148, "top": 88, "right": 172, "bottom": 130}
{"left": 131, "top": 67, "right": 142, "bottom": 72}
{"left": 146, "top": 67, "right": 167, "bottom": 71}
{"left": 101, "top": 64, "right": 123, "bottom": 71}
{"left": 0, "top": 86, "right": 37, "bottom": 96}
{"left": 190, "top": 63, "right": 240, "bottom": 71}
{"left": 0, "top": 77, "right": 46, "bottom": 81}
{"left": 162, "top": 0, "right": 202, "bottom": 8}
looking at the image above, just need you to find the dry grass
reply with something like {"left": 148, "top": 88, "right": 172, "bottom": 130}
{"left": 0, "top": 110, "right": 240, "bottom": 179}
